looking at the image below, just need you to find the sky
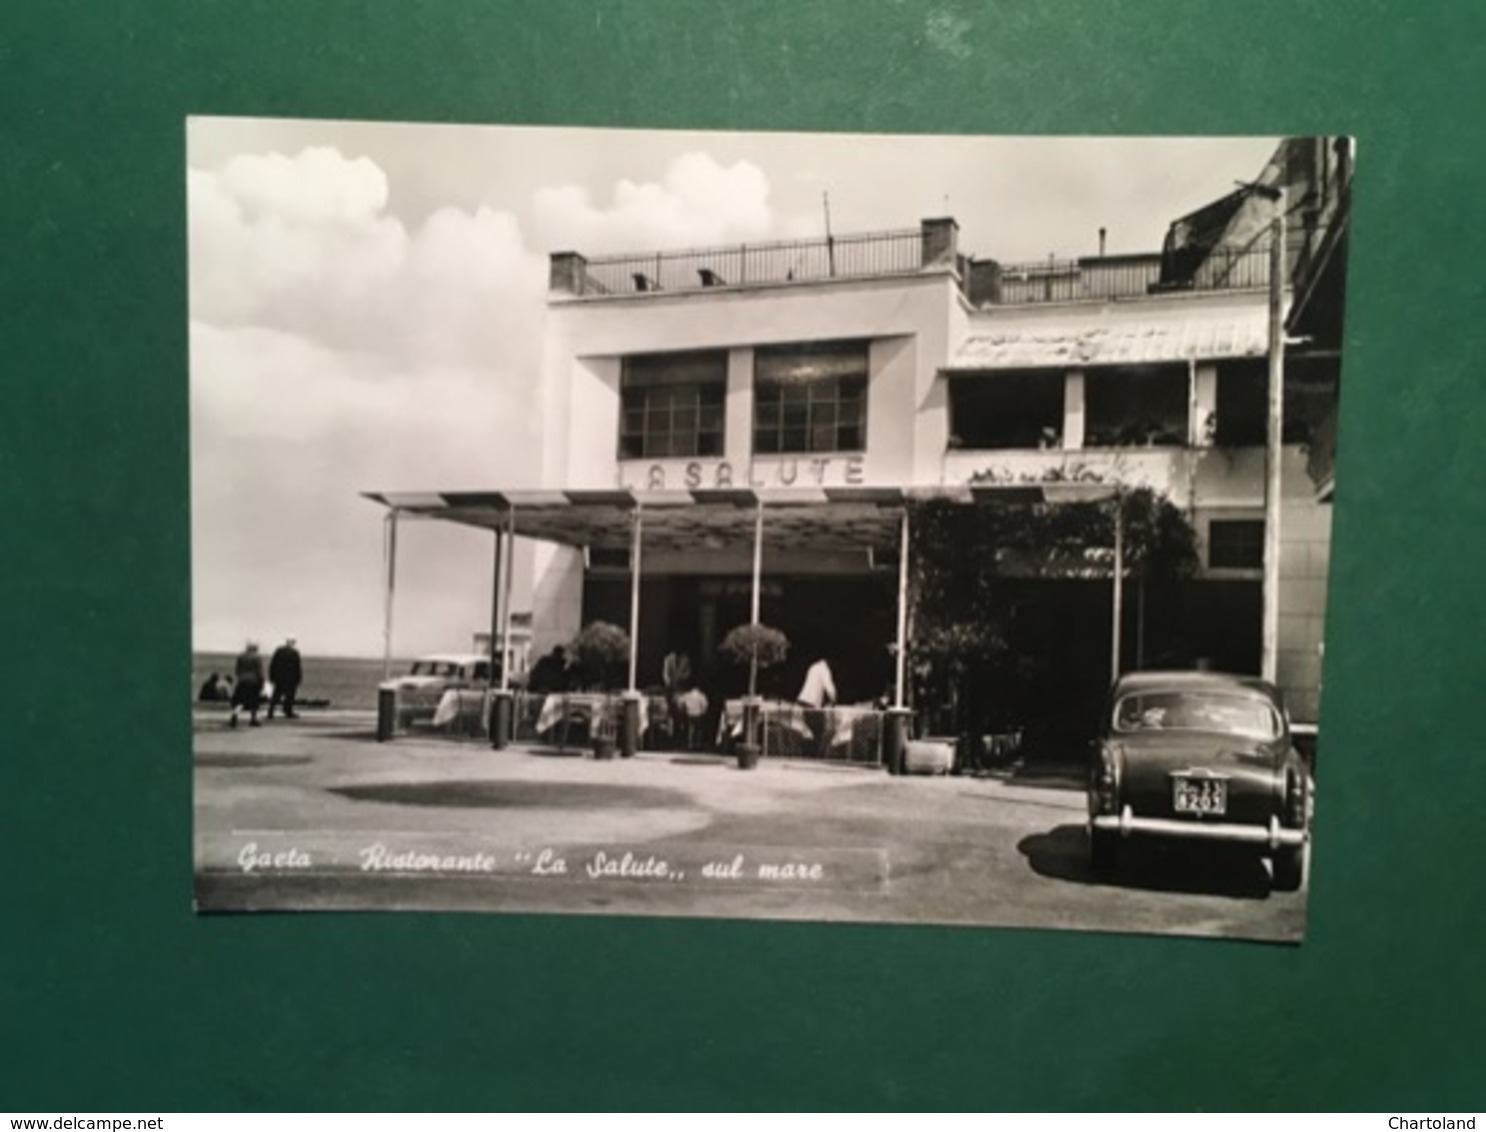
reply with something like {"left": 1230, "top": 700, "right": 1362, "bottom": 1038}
{"left": 187, "top": 118, "right": 1279, "bottom": 658}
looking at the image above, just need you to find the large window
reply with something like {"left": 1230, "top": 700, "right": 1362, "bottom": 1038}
{"left": 1084, "top": 364, "right": 1189, "bottom": 447}
{"left": 619, "top": 351, "right": 727, "bottom": 459}
{"left": 753, "top": 340, "right": 868, "bottom": 455}
{"left": 947, "top": 371, "right": 1065, "bottom": 449}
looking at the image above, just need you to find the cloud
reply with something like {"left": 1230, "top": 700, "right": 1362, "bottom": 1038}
{"left": 187, "top": 139, "right": 798, "bottom": 654}
{"left": 188, "top": 147, "right": 547, "bottom": 372}
{"left": 531, "top": 151, "right": 780, "bottom": 254}
{"left": 188, "top": 145, "right": 550, "bottom": 654}
{"left": 189, "top": 319, "right": 531, "bottom": 655}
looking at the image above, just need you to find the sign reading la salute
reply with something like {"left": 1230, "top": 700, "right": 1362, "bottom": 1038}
{"left": 620, "top": 455, "right": 868, "bottom": 492}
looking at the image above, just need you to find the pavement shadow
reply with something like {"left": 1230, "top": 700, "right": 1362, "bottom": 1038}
{"left": 331, "top": 780, "right": 691, "bottom": 811}
{"left": 1019, "top": 823, "right": 1274, "bottom": 899}
{"left": 194, "top": 752, "right": 314, "bottom": 768}
{"left": 518, "top": 745, "right": 591, "bottom": 759}
{"left": 962, "top": 760, "right": 1086, "bottom": 792}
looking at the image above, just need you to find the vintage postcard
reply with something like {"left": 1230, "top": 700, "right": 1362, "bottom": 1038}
{"left": 190, "top": 120, "right": 1350, "bottom": 941}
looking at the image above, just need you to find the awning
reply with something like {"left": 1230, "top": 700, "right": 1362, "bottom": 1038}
{"left": 361, "top": 484, "right": 1064, "bottom": 552}
{"left": 946, "top": 307, "right": 1271, "bottom": 371}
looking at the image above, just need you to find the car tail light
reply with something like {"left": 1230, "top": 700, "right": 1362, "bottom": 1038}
{"left": 1093, "top": 745, "right": 1121, "bottom": 815}
{"left": 1284, "top": 768, "right": 1307, "bottom": 828}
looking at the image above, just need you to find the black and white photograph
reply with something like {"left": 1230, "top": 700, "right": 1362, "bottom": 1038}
{"left": 190, "top": 119, "right": 1350, "bottom": 943}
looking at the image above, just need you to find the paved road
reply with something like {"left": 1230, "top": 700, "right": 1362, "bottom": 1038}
{"left": 193, "top": 713, "right": 1307, "bottom": 942}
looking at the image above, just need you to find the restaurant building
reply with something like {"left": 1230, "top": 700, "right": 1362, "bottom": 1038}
{"left": 368, "top": 137, "right": 1348, "bottom": 735}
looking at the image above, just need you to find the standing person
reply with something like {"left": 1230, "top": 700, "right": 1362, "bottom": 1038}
{"left": 268, "top": 636, "right": 303, "bottom": 719}
{"left": 230, "top": 641, "right": 265, "bottom": 728}
{"left": 662, "top": 649, "right": 693, "bottom": 743}
{"left": 527, "top": 645, "right": 570, "bottom": 694}
{"left": 796, "top": 655, "right": 837, "bottom": 757}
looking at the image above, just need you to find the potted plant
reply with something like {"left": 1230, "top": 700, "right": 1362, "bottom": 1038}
{"left": 568, "top": 621, "right": 631, "bottom": 759}
{"left": 717, "top": 623, "right": 790, "bottom": 769}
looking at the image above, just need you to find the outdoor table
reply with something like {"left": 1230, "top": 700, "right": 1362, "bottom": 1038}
{"left": 535, "top": 693, "right": 653, "bottom": 743}
{"left": 432, "top": 688, "right": 492, "bottom": 730}
{"left": 716, "top": 699, "right": 868, "bottom": 754}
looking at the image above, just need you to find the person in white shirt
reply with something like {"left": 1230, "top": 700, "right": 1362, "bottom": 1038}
{"left": 796, "top": 657, "right": 837, "bottom": 756}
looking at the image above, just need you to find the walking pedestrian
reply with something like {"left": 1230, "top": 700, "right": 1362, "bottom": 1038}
{"left": 230, "top": 641, "right": 265, "bottom": 728}
{"left": 268, "top": 636, "right": 303, "bottom": 719}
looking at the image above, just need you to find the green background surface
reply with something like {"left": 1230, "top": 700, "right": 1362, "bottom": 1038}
{"left": 4, "top": 0, "right": 1483, "bottom": 1111}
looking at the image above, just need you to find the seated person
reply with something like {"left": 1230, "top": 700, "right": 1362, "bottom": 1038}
{"left": 526, "top": 646, "right": 571, "bottom": 694}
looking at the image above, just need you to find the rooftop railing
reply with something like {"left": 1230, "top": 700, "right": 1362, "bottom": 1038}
{"left": 549, "top": 217, "right": 1275, "bottom": 304}
{"left": 985, "top": 247, "right": 1272, "bottom": 306}
{"left": 574, "top": 227, "right": 928, "bottom": 297}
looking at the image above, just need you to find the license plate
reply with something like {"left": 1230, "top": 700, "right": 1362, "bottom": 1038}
{"left": 1173, "top": 776, "right": 1227, "bottom": 815}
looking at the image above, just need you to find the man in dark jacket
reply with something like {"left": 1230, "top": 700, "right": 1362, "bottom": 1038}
{"left": 267, "top": 636, "right": 303, "bottom": 720}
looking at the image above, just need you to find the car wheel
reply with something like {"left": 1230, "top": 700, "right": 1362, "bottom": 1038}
{"left": 1271, "top": 845, "right": 1305, "bottom": 892}
{"left": 1090, "top": 829, "right": 1121, "bottom": 877}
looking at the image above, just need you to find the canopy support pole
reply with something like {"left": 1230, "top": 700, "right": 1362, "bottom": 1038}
{"left": 894, "top": 507, "right": 910, "bottom": 709}
{"left": 381, "top": 509, "right": 399, "bottom": 681}
{"left": 627, "top": 507, "right": 643, "bottom": 694}
{"left": 500, "top": 508, "right": 516, "bottom": 693}
{"left": 1111, "top": 492, "right": 1124, "bottom": 684}
{"left": 488, "top": 527, "right": 504, "bottom": 692}
{"left": 749, "top": 500, "right": 764, "bottom": 697}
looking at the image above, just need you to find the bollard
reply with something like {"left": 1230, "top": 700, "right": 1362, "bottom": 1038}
{"left": 883, "top": 707, "right": 914, "bottom": 776}
{"left": 489, "top": 689, "right": 514, "bottom": 750}
{"left": 619, "top": 692, "right": 642, "bottom": 758}
{"left": 376, "top": 686, "right": 397, "bottom": 742}
{"left": 740, "top": 697, "right": 761, "bottom": 750}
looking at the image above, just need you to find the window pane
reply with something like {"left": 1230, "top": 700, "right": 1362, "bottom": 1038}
{"left": 623, "top": 350, "right": 729, "bottom": 389}
{"left": 621, "top": 351, "right": 728, "bottom": 458}
{"left": 752, "top": 340, "right": 870, "bottom": 455}
{"left": 1209, "top": 519, "right": 1265, "bottom": 569}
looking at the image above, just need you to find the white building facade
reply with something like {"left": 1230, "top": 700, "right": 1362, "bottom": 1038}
{"left": 372, "top": 140, "right": 1345, "bottom": 734}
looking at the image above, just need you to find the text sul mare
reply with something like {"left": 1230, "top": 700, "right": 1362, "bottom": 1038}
{"left": 701, "top": 854, "right": 825, "bottom": 882}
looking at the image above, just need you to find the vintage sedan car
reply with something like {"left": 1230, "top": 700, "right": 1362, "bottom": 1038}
{"left": 1087, "top": 671, "right": 1310, "bottom": 891}
{"left": 380, "top": 653, "right": 498, "bottom": 725}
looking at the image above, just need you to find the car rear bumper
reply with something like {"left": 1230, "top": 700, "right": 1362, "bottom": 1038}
{"left": 1091, "top": 806, "right": 1306, "bottom": 849}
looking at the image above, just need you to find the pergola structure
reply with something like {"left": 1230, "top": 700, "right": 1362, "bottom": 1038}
{"left": 363, "top": 482, "right": 1127, "bottom": 747}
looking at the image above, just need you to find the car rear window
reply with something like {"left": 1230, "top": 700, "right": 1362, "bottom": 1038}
{"left": 1114, "top": 691, "right": 1281, "bottom": 740}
